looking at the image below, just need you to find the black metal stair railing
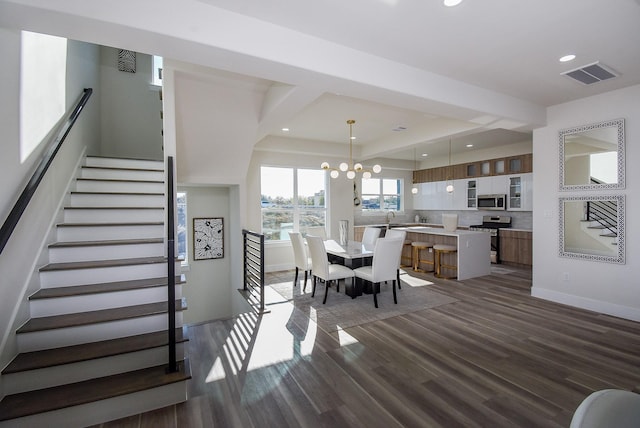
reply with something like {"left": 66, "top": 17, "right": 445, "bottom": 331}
{"left": 242, "top": 229, "right": 268, "bottom": 313}
{"left": 166, "top": 156, "right": 178, "bottom": 373}
{"left": 0, "top": 88, "right": 93, "bottom": 255}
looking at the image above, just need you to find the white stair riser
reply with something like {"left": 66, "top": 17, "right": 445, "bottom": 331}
{"left": 80, "top": 168, "right": 164, "bottom": 181}
{"left": 57, "top": 224, "right": 163, "bottom": 241}
{"left": 40, "top": 262, "right": 180, "bottom": 288}
{"left": 63, "top": 208, "right": 164, "bottom": 223}
{"left": 49, "top": 242, "right": 165, "bottom": 263}
{"left": 0, "top": 379, "right": 187, "bottom": 428}
{"left": 17, "top": 313, "right": 183, "bottom": 352}
{"left": 30, "top": 285, "right": 183, "bottom": 317}
{"left": 76, "top": 180, "right": 164, "bottom": 194}
{"left": 85, "top": 157, "right": 164, "bottom": 170}
{"left": 3, "top": 343, "right": 185, "bottom": 395}
{"left": 70, "top": 193, "right": 164, "bottom": 208}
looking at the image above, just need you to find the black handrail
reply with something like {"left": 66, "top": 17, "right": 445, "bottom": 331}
{"left": 166, "top": 156, "right": 178, "bottom": 373}
{"left": 0, "top": 88, "right": 93, "bottom": 255}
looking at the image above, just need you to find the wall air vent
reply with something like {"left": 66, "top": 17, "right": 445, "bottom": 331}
{"left": 561, "top": 61, "right": 618, "bottom": 85}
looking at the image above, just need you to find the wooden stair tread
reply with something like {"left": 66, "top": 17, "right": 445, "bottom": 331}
{"left": 86, "top": 155, "right": 163, "bottom": 161}
{"left": 76, "top": 178, "right": 164, "bottom": 184}
{"left": 57, "top": 221, "right": 163, "bottom": 228}
{"left": 30, "top": 275, "right": 186, "bottom": 300}
{"left": 17, "top": 299, "right": 187, "bottom": 333}
{"left": 82, "top": 165, "right": 163, "bottom": 173}
{"left": 0, "top": 359, "right": 191, "bottom": 421}
{"left": 49, "top": 238, "right": 164, "bottom": 248}
{"left": 70, "top": 191, "right": 164, "bottom": 196}
{"left": 3, "top": 327, "right": 188, "bottom": 374}
{"left": 40, "top": 256, "right": 169, "bottom": 271}
{"left": 63, "top": 206, "right": 164, "bottom": 210}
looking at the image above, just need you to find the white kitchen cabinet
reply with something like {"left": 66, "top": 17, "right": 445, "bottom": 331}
{"left": 507, "top": 173, "right": 532, "bottom": 211}
{"left": 414, "top": 181, "right": 455, "bottom": 210}
{"left": 476, "top": 175, "right": 508, "bottom": 196}
{"left": 451, "top": 179, "right": 475, "bottom": 210}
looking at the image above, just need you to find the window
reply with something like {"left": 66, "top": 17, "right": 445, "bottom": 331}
{"left": 261, "top": 166, "right": 326, "bottom": 241}
{"left": 361, "top": 178, "right": 403, "bottom": 211}
{"left": 152, "top": 55, "right": 163, "bottom": 86}
{"left": 176, "top": 192, "right": 187, "bottom": 263}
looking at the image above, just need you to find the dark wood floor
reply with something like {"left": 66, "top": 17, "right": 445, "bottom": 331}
{"left": 95, "top": 265, "right": 640, "bottom": 427}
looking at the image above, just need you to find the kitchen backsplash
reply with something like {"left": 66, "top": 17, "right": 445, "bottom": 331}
{"left": 355, "top": 210, "right": 532, "bottom": 230}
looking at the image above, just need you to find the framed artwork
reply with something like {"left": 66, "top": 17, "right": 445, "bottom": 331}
{"left": 193, "top": 217, "right": 224, "bottom": 260}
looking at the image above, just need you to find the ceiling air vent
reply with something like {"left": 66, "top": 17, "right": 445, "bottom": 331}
{"left": 561, "top": 61, "right": 618, "bottom": 85}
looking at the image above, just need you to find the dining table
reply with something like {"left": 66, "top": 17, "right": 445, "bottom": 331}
{"left": 323, "top": 239, "right": 375, "bottom": 298}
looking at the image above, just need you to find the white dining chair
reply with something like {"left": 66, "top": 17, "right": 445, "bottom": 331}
{"left": 361, "top": 227, "right": 381, "bottom": 246}
{"left": 384, "top": 229, "right": 407, "bottom": 288}
{"left": 353, "top": 237, "right": 404, "bottom": 308}
{"left": 289, "top": 232, "right": 312, "bottom": 291}
{"left": 306, "top": 226, "right": 327, "bottom": 240}
{"left": 306, "top": 235, "right": 355, "bottom": 304}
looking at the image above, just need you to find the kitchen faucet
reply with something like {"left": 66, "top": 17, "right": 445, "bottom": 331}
{"left": 385, "top": 210, "right": 396, "bottom": 225}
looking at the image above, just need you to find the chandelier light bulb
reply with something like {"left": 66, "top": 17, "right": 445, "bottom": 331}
{"left": 362, "top": 171, "right": 371, "bottom": 179}
{"left": 330, "top": 170, "right": 339, "bottom": 179}
{"left": 346, "top": 170, "right": 356, "bottom": 179}
{"left": 412, "top": 186, "right": 418, "bottom": 194}
{"left": 339, "top": 162, "right": 349, "bottom": 172}
{"left": 446, "top": 183, "right": 454, "bottom": 193}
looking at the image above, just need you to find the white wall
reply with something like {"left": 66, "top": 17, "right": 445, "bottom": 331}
{"left": 532, "top": 84, "right": 640, "bottom": 321}
{"left": 0, "top": 31, "right": 101, "bottom": 378}
{"left": 179, "top": 185, "right": 248, "bottom": 324}
{"left": 99, "top": 47, "right": 163, "bottom": 160}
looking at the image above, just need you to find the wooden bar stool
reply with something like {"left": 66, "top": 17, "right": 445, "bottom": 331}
{"left": 433, "top": 244, "right": 457, "bottom": 279}
{"left": 400, "top": 240, "right": 413, "bottom": 268}
{"left": 411, "top": 241, "right": 434, "bottom": 273}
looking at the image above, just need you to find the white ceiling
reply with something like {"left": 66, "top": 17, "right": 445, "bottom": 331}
{"left": 2, "top": 0, "right": 639, "bottom": 163}
{"left": 194, "top": 0, "right": 640, "bottom": 161}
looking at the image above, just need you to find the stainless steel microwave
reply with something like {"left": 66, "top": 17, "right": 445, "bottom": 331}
{"left": 477, "top": 194, "right": 506, "bottom": 210}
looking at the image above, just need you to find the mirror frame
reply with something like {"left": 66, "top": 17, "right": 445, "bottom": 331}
{"left": 558, "top": 194, "right": 625, "bottom": 264}
{"left": 559, "top": 118, "right": 625, "bottom": 191}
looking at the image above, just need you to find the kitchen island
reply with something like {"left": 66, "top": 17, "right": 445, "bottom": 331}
{"left": 393, "top": 226, "right": 491, "bottom": 280}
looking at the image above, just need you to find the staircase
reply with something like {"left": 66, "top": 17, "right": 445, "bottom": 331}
{"left": 0, "top": 156, "right": 190, "bottom": 427}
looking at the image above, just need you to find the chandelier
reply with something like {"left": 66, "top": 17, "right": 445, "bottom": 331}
{"left": 321, "top": 119, "right": 381, "bottom": 179}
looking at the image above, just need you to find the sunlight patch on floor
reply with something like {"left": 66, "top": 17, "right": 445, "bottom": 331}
{"left": 400, "top": 274, "right": 434, "bottom": 287}
{"left": 336, "top": 327, "right": 359, "bottom": 346}
{"left": 205, "top": 356, "right": 226, "bottom": 383}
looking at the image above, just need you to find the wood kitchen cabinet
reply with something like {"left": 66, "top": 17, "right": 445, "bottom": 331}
{"left": 499, "top": 229, "right": 532, "bottom": 266}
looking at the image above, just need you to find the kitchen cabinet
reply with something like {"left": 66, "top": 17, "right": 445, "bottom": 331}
{"left": 476, "top": 175, "right": 508, "bottom": 196}
{"left": 466, "top": 180, "right": 477, "bottom": 208}
{"left": 507, "top": 173, "right": 532, "bottom": 211}
{"left": 499, "top": 229, "right": 532, "bottom": 265}
{"left": 414, "top": 181, "right": 455, "bottom": 210}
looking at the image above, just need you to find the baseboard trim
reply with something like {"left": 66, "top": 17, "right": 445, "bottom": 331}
{"left": 531, "top": 287, "right": 640, "bottom": 322}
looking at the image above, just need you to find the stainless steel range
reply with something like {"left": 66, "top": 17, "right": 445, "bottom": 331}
{"left": 469, "top": 215, "right": 512, "bottom": 263}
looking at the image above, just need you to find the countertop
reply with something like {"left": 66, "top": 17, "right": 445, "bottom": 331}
{"left": 393, "top": 226, "right": 485, "bottom": 237}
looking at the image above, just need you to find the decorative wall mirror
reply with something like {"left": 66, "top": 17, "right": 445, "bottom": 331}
{"left": 559, "top": 194, "right": 625, "bottom": 264}
{"left": 559, "top": 118, "right": 625, "bottom": 191}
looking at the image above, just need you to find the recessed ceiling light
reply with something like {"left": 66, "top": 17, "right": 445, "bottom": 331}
{"left": 281, "top": 127, "right": 289, "bottom": 132}
{"left": 444, "top": 0, "right": 463, "bottom": 6}
{"left": 421, "top": 153, "right": 428, "bottom": 157}
{"left": 559, "top": 54, "right": 576, "bottom": 62}
{"left": 466, "top": 144, "right": 473, "bottom": 148}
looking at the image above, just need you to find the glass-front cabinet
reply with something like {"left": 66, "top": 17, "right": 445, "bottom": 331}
{"left": 507, "top": 173, "right": 532, "bottom": 211}
{"left": 509, "top": 176, "right": 522, "bottom": 209}
{"left": 467, "top": 180, "right": 477, "bottom": 208}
